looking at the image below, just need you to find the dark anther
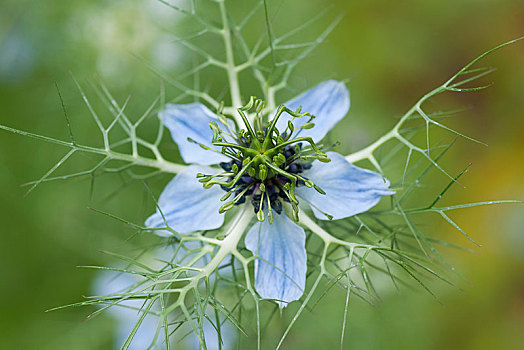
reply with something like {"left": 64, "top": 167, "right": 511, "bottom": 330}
{"left": 271, "top": 199, "right": 283, "bottom": 214}
{"left": 268, "top": 187, "right": 279, "bottom": 202}
{"left": 239, "top": 175, "right": 255, "bottom": 184}
{"left": 302, "top": 163, "right": 312, "bottom": 170}
{"left": 220, "top": 161, "right": 233, "bottom": 172}
{"left": 284, "top": 146, "right": 295, "bottom": 159}
{"left": 288, "top": 162, "right": 302, "bottom": 174}
{"left": 276, "top": 175, "right": 290, "bottom": 185}
{"left": 281, "top": 196, "right": 290, "bottom": 203}
{"left": 244, "top": 186, "right": 255, "bottom": 196}
{"left": 266, "top": 183, "right": 276, "bottom": 196}
{"left": 252, "top": 199, "right": 265, "bottom": 213}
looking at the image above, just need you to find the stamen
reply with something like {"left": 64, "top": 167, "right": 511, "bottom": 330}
{"left": 265, "top": 190, "right": 273, "bottom": 224}
{"left": 275, "top": 182, "right": 300, "bottom": 220}
{"left": 219, "top": 183, "right": 255, "bottom": 213}
{"left": 204, "top": 157, "right": 256, "bottom": 188}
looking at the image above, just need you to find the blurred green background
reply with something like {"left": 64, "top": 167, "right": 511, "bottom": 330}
{"left": 0, "top": 0, "right": 522, "bottom": 349}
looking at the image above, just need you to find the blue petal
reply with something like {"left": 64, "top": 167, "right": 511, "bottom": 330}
{"left": 275, "top": 80, "right": 350, "bottom": 143}
{"left": 161, "top": 103, "right": 230, "bottom": 165}
{"left": 296, "top": 152, "right": 394, "bottom": 220}
{"left": 244, "top": 213, "right": 306, "bottom": 307}
{"left": 145, "top": 165, "right": 225, "bottom": 234}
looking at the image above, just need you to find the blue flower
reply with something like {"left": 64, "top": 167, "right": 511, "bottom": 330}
{"left": 146, "top": 80, "right": 394, "bottom": 306}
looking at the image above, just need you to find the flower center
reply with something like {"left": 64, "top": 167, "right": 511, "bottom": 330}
{"left": 217, "top": 143, "right": 312, "bottom": 218}
{"left": 195, "top": 97, "right": 330, "bottom": 223}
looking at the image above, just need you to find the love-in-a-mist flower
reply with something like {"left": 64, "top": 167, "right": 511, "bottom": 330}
{"left": 146, "top": 80, "right": 394, "bottom": 306}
